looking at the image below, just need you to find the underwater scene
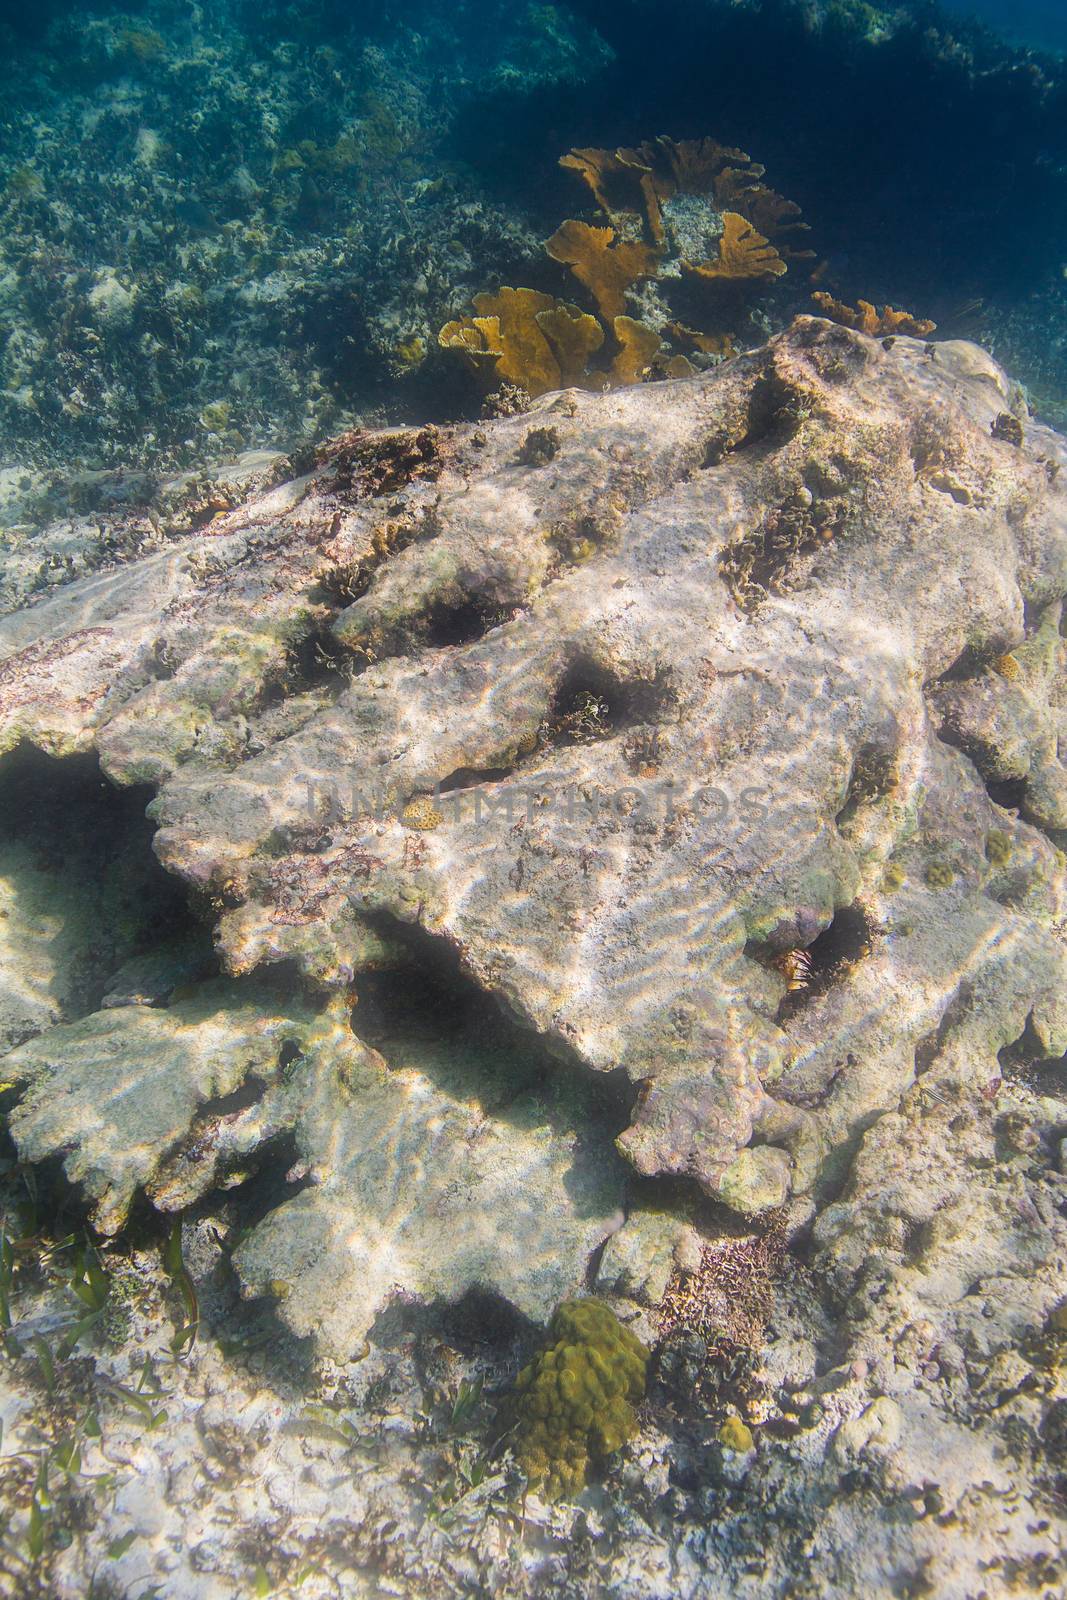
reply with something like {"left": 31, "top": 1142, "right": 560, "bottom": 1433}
{"left": 0, "top": 0, "right": 1066, "bottom": 1595}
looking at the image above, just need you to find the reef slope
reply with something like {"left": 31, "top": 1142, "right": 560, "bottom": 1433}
{"left": 1, "top": 317, "right": 1067, "bottom": 1595}
{"left": 1, "top": 317, "right": 1066, "bottom": 1346}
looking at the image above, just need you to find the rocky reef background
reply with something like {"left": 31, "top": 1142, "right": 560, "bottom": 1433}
{"left": 1, "top": 0, "right": 1066, "bottom": 542}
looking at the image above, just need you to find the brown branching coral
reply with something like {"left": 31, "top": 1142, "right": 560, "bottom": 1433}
{"left": 439, "top": 134, "right": 812, "bottom": 396}
{"left": 551, "top": 138, "right": 805, "bottom": 359}
{"left": 684, "top": 213, "right": 787, "bottom": 283}
{"left": 742, "top": 190, "right": 814, "bottom": 263}
{"left": 440, "top": 135, "right": 811, "bottom": 396}
{"left": 640, "top": 136, "right": 761, "bottom": 207}
{"left": 610, "top": 316, "right": 663, "bottom": 385}
{"left": 563, "top": 137, "right": 813, "bottom": 263}
{"left": 439, "top": 290, "right": 605, "bottom": 399}
{"left": 560, "top": 146, "right": 667, "bottom": 241}
{"left": 545, "top": 221, "right": 662, "bottom": 320}
{"left": 811, "top": 292, "right": 936, "bottom": 337}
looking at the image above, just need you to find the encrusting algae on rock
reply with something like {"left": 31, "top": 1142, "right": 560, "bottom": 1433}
{"left": 512, "top": 1299, "right": 649, "bottom": 1501}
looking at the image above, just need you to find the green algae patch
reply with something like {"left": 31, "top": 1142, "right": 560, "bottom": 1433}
{"left": 718, "top": 1414, "right": 754, "bottom": 1453}
{"left": 513, "top": 1298, "right": 648, "bottom": 1501}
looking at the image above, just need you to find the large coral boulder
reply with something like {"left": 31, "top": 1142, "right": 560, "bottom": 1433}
{"left": 1, "top": 317, "right": 1065, "bottom": 1351}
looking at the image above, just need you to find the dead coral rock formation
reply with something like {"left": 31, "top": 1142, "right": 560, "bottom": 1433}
{"left": 1, "top": 316, "right": 1066, "bottom": 1351}
{"left": 929, "top": 601, "right": 1067, "bottom": 837}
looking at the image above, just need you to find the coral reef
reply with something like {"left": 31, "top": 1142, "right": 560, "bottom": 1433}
{"left": 1, "top": 317, "right": 1066, "bottom": 1594}
{"left": 0, "top": 1, "right": 607, "bottom": 528}
{"left": 812, "top": 291, "right": 937, "bottom": 338}
{"left": 512, "top": 1298, "right": 649, "bottom": 1500}
{"left": 1, "top": 311, "right": 1064, "bottom": 1237}
{"left": 440, "top": 136, "right": 813, "bottom": 396}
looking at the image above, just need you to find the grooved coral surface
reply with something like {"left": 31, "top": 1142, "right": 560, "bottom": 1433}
{"left": 1, "top": 317, "right": 1066, "bottom": 1348}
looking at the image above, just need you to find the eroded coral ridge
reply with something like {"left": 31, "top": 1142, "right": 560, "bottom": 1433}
{"left": 0, "top": 317, "right": 1065, "bottom": 1594}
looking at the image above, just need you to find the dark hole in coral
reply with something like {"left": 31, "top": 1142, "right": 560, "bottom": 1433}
{"left": 352, "top": 935, "right": 490, "bottom": 1048}
{"left": 209, "top": 1129, "right": 314, "bottom": 1230}
{"left": 370, "top": 1283, "right": 531, "bottom": 1358}
{"left": 932, "top": 717, "right": 1032, "bottom": 821}
{"left": 1022, "top": 596, "right": 1050, "bottom": 636}
{"left": 0, "top": 1121, "right": 98, "bottom": 1249}
{"left": 802, "top": 904, "right": 874, "bottom": 989}
{"left": 543, "top": 659, "right": 675, "bottom": 746}
{"left": 190, "top": 1073, "right": 272, "bottom": 1126}
{"left": 0, "top": 743, "right": 214, "bottom": 1022}
{"left": 423, "top": 599, "right": 499, "bottom": 649}
{"left": 749, "top": 902, "right": 875, "bottom": 1022}
{"left": 436, "top": 764, "right": 515, "bottom": 795}
{"left": 353, "top": 913, "right": 635, "bottom": 1134}
{"left": 998, "top": 1018, "right": 1067, "bottom": 1101}
{"left": 701, "top": 370, "right": 810, "bottom": 469}
{"left": 985, "top": 776, "right": 1028, "bottom": 812}
{"left": 273, "top": 619, "right": 357, "bottom": 698}
{"left": 277, "top": 1039, "right": 303, "bottom": 1073}
{"left": 933, "top": 643, "right": 1000, "bottom": 685}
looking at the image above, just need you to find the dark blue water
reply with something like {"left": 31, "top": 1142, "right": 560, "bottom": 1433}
{"left": 941, "top": 0, "right": 1067, "bottom": 52}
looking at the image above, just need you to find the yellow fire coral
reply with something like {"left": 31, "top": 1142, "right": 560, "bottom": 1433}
{"left": 438, "top": 315, "right": 502, "bottom": 377}
{"left": 512, "top": 1299, "right": 649, "bottom": 1501}
{"left": 811, "top": 292, "right": 936, "bottom": 337}
{"left": 610, "top": 316, "right": 662, "bottom": 385}
{"left": 536, "top": 301, "right": 606, "bottom": 385}
{"left": 469, "top": 287, "right": 561, "bottom": 392}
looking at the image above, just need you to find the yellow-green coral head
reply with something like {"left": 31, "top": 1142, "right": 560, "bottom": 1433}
{"left": 513, "top": 1298, "right": 648, "bottom": 1501}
